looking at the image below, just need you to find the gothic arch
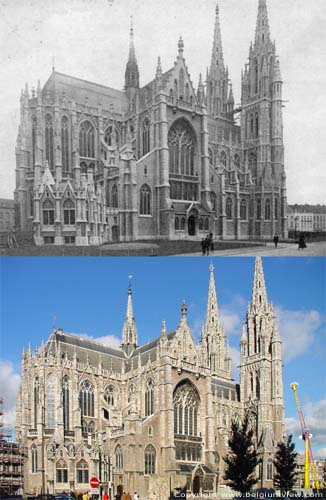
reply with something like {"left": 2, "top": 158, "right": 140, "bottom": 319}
{"left": 168, "top": 118, "right": 197, "bottom": 177}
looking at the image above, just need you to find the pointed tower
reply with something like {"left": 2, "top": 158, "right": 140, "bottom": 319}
{"left": 240, "top": 257, "right": 284, "bottom": 486}
{"left": 122, "top": 281, "right": 138, "bottom": 353}
{"left": 202, "top": 263, "right": 231, "bottom": 378}
{"left": 241, "top": 0, "right": 287, "bottom": 239}
{"left": 206, "top": 4, "right": 230, "bottom": 118}
{"left": 125, "top": 17, "right": 139, "bottom": 100}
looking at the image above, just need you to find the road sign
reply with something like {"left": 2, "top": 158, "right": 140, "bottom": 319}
{"left": 91, "top": 488, "right": 100, "bottom": 495}
{"left": 90, "top": 476, "right": 100, "bottom": 488}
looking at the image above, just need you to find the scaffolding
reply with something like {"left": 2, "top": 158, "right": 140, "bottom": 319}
{"left": 0, "top": 397, "right": 26, "bottom": 495}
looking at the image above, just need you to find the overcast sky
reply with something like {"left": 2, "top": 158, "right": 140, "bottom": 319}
{"left": 0, "top": 0, "right": 325, "bottom": 203}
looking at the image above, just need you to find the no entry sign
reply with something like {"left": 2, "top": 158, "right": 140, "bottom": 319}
{"left": 90, "top": 476, "right": 100, "bottom": 488}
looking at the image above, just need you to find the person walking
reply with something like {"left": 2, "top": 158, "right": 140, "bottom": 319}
{"left": 298, "top": 233, "right": 306, "bottom": 250}
{"left": 103, "top": 492, "right": 109, "bottom": 500}
{"left": 273, "top": 233, "right": 279, "bottom": 248}
{"left": 133, "top": 493, "right": 139, "bottom": 500}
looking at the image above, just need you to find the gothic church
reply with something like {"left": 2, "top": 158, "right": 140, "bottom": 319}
{"left": 16, "top": 258, "right": 285, "bottom": 496}
{"left": 15, "top": 0, "right": 287, "bottom": 245}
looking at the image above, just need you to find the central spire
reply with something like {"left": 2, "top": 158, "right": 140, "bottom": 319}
{"left": 125, "top": 16, "right": 139, "bottom": 97}
{"left": 251, "top": 257, "right": 268, "bottom": 308}
{"left": 210, "top": 4, "right": 225, "bottom": 79}
{"left": 206, "top": 262, "right": 221, "bottom": 327}
{"left": 122, "top": 279, "right": 138, "bottom": 348}
{"left": 254, "top": 0, "right": 271, "bottom": 48}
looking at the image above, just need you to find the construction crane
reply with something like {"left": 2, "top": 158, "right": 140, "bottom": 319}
{"left": 290, "top": 382, "right": 320, "bottom": 490}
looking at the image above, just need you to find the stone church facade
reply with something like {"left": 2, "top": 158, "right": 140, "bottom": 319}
{"left": 16, "top": 258, "right": 285, "bottom": 497}
{"left": 15, "top": 0, "right": 287, "bottom": 246}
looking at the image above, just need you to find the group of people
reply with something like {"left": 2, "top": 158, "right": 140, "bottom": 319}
{"left": 115, "top": 493, "right": 139, "bottom": 500}
{"left": 273, "top": 233, "right": 307, "bottom": 251}
{"left": 201, "top": 233, "right": 214, "bottom": 256}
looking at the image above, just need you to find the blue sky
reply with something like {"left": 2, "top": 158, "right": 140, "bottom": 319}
{"left": 1, "top": 256, "right": 325, "bottom": 457}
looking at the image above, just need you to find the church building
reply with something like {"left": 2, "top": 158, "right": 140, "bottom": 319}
{"left": 14, "top": 0, "right": 287, "bottom": 245}
{"left": 16, "top": 258, "right": 285, "bottom": 496}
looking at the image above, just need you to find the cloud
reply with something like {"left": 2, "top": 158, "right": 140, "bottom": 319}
{"left": 220, "top": 294, "right": 246, "bottom": 337}
{"left": 0, "top": 360, "right": 21, "bottom": 431}
{"left": 73, "top": 332, "right": 121, "bottom": 350}
{"left": 286, "top": 399, "right": 326, "bottom": 448}
{"left": 229, "top": 346, "right": 240, "bottom": 380}
{"left": 274, "top": 307, "right": 324, "bottom": 363}
{"left": 315, "top": 447, "right": 326, "bottom": 459}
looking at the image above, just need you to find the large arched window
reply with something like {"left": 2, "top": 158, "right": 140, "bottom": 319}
{"left": 265, "top": 199, "right": 271, "bottom": 220}
{"left": 226, "top": 198, "right": 232, "bottom": 220}
{"left": 56, "top": 459, "right": 68, "bottom": 483}
{"left": 104, "top": 385, "right": 115, "bottom": 406}
{"left": 79, "top": 121, "right": 95, "bottom": 158}
{"left": 76, "top": 460, "right": 89, "bottom": 484}
{"left": 45, "top": 114, "right": 54, "bottom": 170}
{"left": 61, "top": 116, "right": 70, "bottom": 173}
{"left": 31, "top": 445, "right": 37, "bottom": 474}
{"left": 144, "top": 445, "right": 156, "bottom": 475}
{"left": 79, "top": 380, "right": 94, "bottom": 417}
{"left": 62, "top": 376, "right": 69, "bottom": 431}
{"left": 111, "top": 185, "right": 118, "bottom": 209}
{"left": 33, "top": 377, "right": 39, "bottom": 428}
{"left": 140, "top": 184, "right": 151, "bottom": 215}
{"left": 240, "top": 199, "right": 247, "bottom": 220}
{"left": 145, "top": 379, "right": 154, "bottom": 417}
{"left": 173, "top": 382, "right": 199, "bottom": 437}
{"left": 168, "top": 120, "right": 195, "bottom": 177}
{"left": 32, "top": 116, "right": 37, "bottom": 167}
{"left": 46, "top": 373, "right": 55, "bottom": 429}
{"left": 43, "top": 199, "right": 54, "bottom": 226}
{"left": 104, "top": 126, "right": 119, "bottom": 148}
{"left": 142, "top": 119, "right": 150, "bottom": 156}
{"left": 115, "top": 445, "right": 123, "bottom": 469}
{"left": 63, "top": 199, "right": 75, "bottom": 225}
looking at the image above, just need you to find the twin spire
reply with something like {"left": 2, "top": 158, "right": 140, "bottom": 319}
{"left": 122, "top": 280, "right": 138, "bottom": 348}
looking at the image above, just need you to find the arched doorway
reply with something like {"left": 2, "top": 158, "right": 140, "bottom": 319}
{"left": 112, "top": 225, "right": 119, "bottom": 242}
{"left": 188, "top": 215, "right": 196, "bottom": 236}
{"left": 193, "top": 475, "right": 201, "bottom": 494}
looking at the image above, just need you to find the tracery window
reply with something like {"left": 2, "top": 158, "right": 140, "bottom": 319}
{"left": 31, "top": 445, "right": 37, "bottom": 473}
{"left": 82, "top": 420, "right": 95, "bottom": 434}
{"left": 45, "top": 114, "right": 54, "bottom": 170}
{"left": 62, "top": 376, "right": 69, "bottom": 431}
{"left": 56, "top": 459, "right": 68, "bottom": 483}
{"left": 173, "top": 382, "right": 199, "bottom": 437}
{"left": 46, "top": 373, "right": 55, "bottom": 429}
{"left": 204, "top": 218, "right": 209, "bottom": 231}
{"left": 33, "top": 377, "right": 39, "bottom": 428}
{"left": 240, "top": 199, "right": 247, "bottom": 220}
{"left": 175, "top": 217, "right": 179, "bottom": 230}
{"left": 142, "top": 118, "right": 150, "bottom": 156}
{"left": 79, "top": 121, "right": 95, "bottom": 158}
{"left": 63, "top": 199, "right": 75, "bottom": 225}
{"left": 104, "top": 126, "right": 119, "bottom": 148}
{"left": 220, "top": 151, "right": 227, "bottom": 168}
{"left": 79, "top": 380, "right": 94, "bottom": 417}
{"left": 265, "top": 199, "right": 271, "bottom": 220}
{"left": 43, "top": 199, "right": 54, "bottom": 226}
{"left": 111, "top": 185, "right": 118, "bottom": 209}
{"left": 226, "top": 198, "right": 232, "bottom": 220}
{"left": 115, "top": 445, "right": 123, "bottom": 469}
{"left": 144, "top": 445, "right": 156, "bottom": 475}
{"left": 76, "top": 460, "right": 89, "bottom": 483}
{"left": 180, "top": 217, "right": 185, "bottom": 230}
{"left": 267, "top": 460, "right": 273, "bottom": 481}
{"left": 168, "top": 120, "right": 195, "bottom": 177}
{"left": 145, "top": 379, "right": 154, "bottom": 416}
{"left": 140, "top": 184, "right": 151, "bottom": 215}
{"left": 61, "top": 116, "right": 70, "bottom": 173}
{"left": 199, "top": 218, "right": 203, "bottom": 231}
{"left": 104, "top": 385, "right": 115, "bottom": 406}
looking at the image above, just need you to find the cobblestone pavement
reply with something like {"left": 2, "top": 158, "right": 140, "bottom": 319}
{"left": 175, "top": 241, "right": 326, "bottom": 257}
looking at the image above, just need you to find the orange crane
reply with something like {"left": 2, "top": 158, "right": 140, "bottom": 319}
{"left": 290, "top": 382, "right": 320, "bottom": 489}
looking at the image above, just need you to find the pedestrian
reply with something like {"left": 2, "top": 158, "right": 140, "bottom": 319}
{"left": 298, "top": 233, "right": 306, "bottom": 250}
{"left": 201, "top": 238, "right": 206, "bottom": 256}
{"left": 121, "top": 492, "right": 127, "bottom": 500}
{"left": 103, "top": 492, "right": 109, "bottom": 500}
{"left": 133, "top": 493, "right": 139, "bottom": 500}
{"left": 205, "top": 235, "right": 210, "bottom": 255}
{"left": 209, "top": 232, "right": 214, "bottom": 252}
{"left": 273, "top": 233, "right": 279, "bottom": 248}
{"left": 126, "top": 493, "right": 132, "bottom": 500}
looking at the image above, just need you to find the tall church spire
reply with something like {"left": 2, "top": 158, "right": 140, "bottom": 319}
{"left": 210, "top": 4, "right": 225, "bottom": 79}
{"left": 125, "top": 17, "right": 139, "bottom": 98}
{"left": 251, "top": 257, "right": 268, "bottom": 308}
{"left": 254, "top": 0, "right": 271, "bottom": 48}
{"left": 122, "top": 280, "right": 138, "bottom": 348}
{"left": 206, "top": 262, "right": 221, "bottom": 328}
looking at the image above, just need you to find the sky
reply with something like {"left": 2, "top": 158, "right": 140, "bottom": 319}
{"left": 0, "top": 0, "right": 325, "bottom": 203}
{"left": 0, "top": 256, "right": 325, "bottom": 459}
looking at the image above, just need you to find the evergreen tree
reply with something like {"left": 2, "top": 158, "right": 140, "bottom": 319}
{"left": 223, "top": 414, "right": 260, "bottom": 494}
{"left": 273, "top": 434, "right": 298, "bottom": 493}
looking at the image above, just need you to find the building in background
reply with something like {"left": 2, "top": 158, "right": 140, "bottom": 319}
{"left": 14, "top": 0, "right": 287, "bottom": 246}
{"left": 0, "top": 199, "right": 15, "bottom": 246}
{"left": 287, "top": 204, "right": 326, "bottom": 235}
{"left": 16, "top": 258, "right": 285, "bottom": 496}
{"left": 0, "top": 398, "right": 26, "bottom": 496}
